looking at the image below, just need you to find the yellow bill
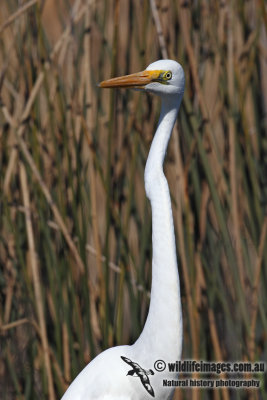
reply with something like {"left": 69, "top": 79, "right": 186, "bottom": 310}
{"left": 99, "top": 70, "right": 164, "bottom": 89}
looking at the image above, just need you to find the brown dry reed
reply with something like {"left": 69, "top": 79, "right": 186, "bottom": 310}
{"left": 0, "top": 1, "right": 266, "bottom": 399}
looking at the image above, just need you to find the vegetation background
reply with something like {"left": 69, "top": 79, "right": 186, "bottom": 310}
{"left": 0, "top": 0, "right": 266, "bottom": 399}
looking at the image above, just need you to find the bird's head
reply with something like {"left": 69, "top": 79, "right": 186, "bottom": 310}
{"left": 99, "top": 59, "right": 185, "bottom": 98}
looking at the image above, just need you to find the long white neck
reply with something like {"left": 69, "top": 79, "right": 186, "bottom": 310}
{"left": 133, "top": 94, "right": 183, "bottom": 362}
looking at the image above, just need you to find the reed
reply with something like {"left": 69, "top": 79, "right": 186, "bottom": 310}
{"left": 0, "top": 1, "right": 266, "bottom": 399}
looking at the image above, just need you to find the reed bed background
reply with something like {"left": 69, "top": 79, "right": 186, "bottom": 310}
{"left": 0, "top": 0, "right": 266, "bottom": 399}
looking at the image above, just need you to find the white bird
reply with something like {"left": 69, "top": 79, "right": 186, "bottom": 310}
{"left": 61, "top": 59, "right": 185, "bottom": 400}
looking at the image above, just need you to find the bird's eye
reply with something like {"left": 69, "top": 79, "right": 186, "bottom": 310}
{"left": 156, "top": 71, "right": 173, "bottom": 84}
{"left": 164, "top": 71, "right": 172, "bottom": 80}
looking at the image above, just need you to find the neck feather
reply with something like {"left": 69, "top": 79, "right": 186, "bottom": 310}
{"left": 133, "top": 94, "right": 183, "bottom": 361}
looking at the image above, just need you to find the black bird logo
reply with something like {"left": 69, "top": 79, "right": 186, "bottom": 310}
{"left": 121, "top": 356, "right": 155, "bottom": 397}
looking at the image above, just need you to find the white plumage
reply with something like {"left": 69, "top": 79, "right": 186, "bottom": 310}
{"left": 61, "top": 60, "right": 185, "bottom": 400}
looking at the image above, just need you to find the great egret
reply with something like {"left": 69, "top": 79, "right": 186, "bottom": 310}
{"left": 61, "top": 59, "right": 185, "bottom": 400}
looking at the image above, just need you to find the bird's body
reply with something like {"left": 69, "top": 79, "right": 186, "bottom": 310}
{"left": 61, "top": 60, "right": 185, "bottom": 400}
